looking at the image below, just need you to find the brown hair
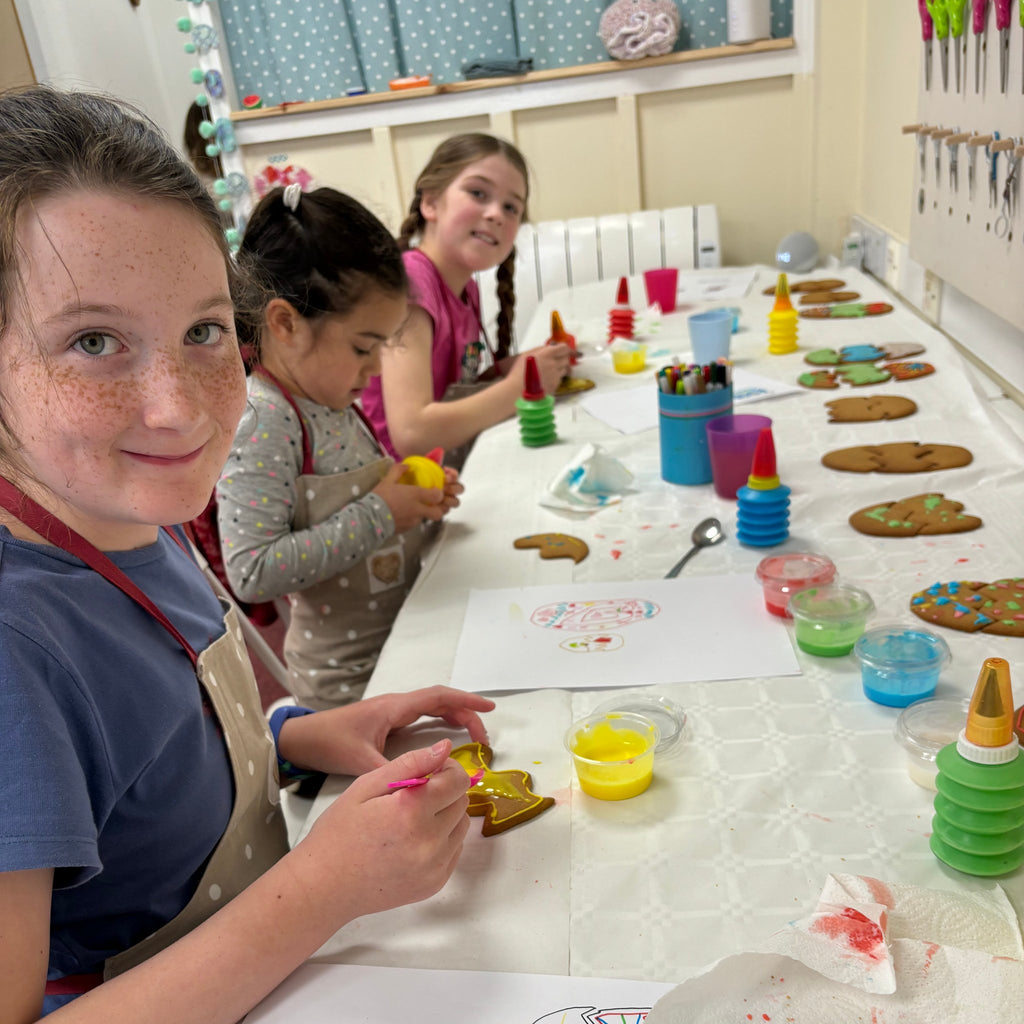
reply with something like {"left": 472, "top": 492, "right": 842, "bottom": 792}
{"left": 397, "top": 133, "right": 529, "bottom": 361}
{"left": 236, "top": 186, "right": 408, "bottom": 358}
{"left": 0, "top": 85, "right": 240, "bottom": 447}
{"left": 183, "top": 99, "right": 224, "bottom": 181}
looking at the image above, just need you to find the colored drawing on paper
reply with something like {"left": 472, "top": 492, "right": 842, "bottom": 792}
{"left": 532, "top": 1008, "right": 652, "bottom": 1024}
{"left": 559, "top": 634, "right": 624, "bottom": 653}
{"left": 531, "top": 599, "right": 660, "bottom": 632}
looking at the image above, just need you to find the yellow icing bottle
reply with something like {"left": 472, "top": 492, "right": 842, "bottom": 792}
{"left": 767, "top": 272, "right": 799, "bottom": 355}
{"left": 399, "top": 447, "right": 445, "bottom": 489}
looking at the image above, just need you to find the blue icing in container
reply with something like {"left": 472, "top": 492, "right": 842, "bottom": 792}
{"left": 854, "top": 625, "right": 951, "bottom": 707}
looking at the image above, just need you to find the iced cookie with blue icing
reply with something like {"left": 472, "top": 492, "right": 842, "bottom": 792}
{"left": 910, "top": 579, "right": 1024, "bottom": 638}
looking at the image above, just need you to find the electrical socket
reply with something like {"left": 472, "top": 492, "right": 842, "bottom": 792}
{"left": 922, "top": 270, "right": 943, "bottom": 321}
{"left": 854, "top": 218, "right": 888, "bottom": 279}
{"left": 884, "top": 238, "right": 903, "bottom": 291}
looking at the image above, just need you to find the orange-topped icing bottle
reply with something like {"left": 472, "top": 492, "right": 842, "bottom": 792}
{"left": 546, "top": 310, "right": 579, "bottom": 365}
{"left": 735, "top": 427, "right": 790, "bottom": 547}
{"left": 767, "top": 272, "right": 798, "bottom": 354}
{"left": 931, "top": 658, "right": 1024, "bottom": 876}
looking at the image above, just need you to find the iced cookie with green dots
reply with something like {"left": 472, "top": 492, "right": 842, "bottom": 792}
{"left": 849, "top": 493, "right": 981, "bottom": 537}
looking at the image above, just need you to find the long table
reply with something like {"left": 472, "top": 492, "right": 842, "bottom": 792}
{"left": 294, "top": 264, "right": 1024, "bottom": 983}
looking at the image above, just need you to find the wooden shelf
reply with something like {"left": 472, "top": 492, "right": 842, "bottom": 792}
{"left": 231, "top": 37, "right": 795, "bottom": 124}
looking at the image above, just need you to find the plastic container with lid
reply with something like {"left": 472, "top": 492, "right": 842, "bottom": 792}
{"left": 565, "top": 695, "right": 687, "bottom": 801}
{"left": 787, "top": 582, "right": 874, "bottom": 656}
{"left": 755, "top": 552, "right": 836, "bottom": 617}
{"left": 854, "top": 624, "right": 951, "bottom": 707}
{"left": 894, "top": 697, "right": 971, "bottom": 790}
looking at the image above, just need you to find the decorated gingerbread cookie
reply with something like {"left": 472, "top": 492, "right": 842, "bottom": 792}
{"left": 826, "top": 396, "right": 918, "bottom": 421}
{"left": 822, "top": 442, "right": 973, "bottom": 473}
{"left": 800, "top": 302, "right": 894, "bottom": 319}
{"left": 805, "top": 345, "right": 889, "bottom": 365}
{"left": 878, "top": 342, "right": 926, "bottom": 360}
{"left": 450, "top": 743, "right": 555, "bottom": 836}
{"left": 882, "top": 360, "right": 935, "bottom": 380}
{"left": 555, "top": 376, "right": 596, "bottom": 396}
{"left": 514, "top": 533, "right": 589, "bottom": 563}
{"left": 849, "top": 493, "right": 982, "bottom": 536}
{"left": 798, "top": 364, "right": 892, "bottom": 389}
{"left": 910, "top": 579, "right": 1024, "bottom": 638}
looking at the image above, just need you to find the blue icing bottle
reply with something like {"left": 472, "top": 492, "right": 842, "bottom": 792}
{"left": 736, "top": 427, "right": 790, "bottom": 547}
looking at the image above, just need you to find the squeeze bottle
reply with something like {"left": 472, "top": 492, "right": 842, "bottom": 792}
{"left": 767, "top": 272, "right": 799, "bottom": 354}
{"left": 736, "top": 427, "right": 790, "bottom": 547}
{"left": 515, "top": 355, "right": 557, "bottom": 447}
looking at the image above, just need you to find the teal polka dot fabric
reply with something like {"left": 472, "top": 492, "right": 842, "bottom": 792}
{"left": 218, "top": 0, "right": 793, "bottom": 105}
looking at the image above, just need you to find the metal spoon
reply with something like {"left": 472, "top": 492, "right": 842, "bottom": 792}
{"left": 664, "top": 517, "right": 725, "bottom": 578}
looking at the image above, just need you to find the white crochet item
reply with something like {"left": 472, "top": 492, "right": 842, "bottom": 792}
{"left": 599, "top": 0, "right": 681, "bottom": 60}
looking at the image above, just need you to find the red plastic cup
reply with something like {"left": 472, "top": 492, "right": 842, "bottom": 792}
{"left": 643, "top": 267, "right": 678, "bottom": 313}
{"left": 705, "top": 414, "right": 773, "bottom": 499}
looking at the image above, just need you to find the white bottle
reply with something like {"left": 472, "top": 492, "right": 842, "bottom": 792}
{"left": 727, "top": 0, "right": 771, "bottom": 44}
{"left": 841, "top": 232, "right": 864, "bottom": 270}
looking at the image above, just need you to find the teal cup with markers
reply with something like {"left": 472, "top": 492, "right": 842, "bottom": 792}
{"left": 658, "top": 384, "right": 733, "bottom": 485}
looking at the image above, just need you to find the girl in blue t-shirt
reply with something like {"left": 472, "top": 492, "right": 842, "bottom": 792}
{"left": 0, "top": 85, "right": 492, "bottom": 1022}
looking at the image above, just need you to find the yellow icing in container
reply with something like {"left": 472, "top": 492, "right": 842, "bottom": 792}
{"left": 565, "top": 712, "right": 660, "bottom": 800}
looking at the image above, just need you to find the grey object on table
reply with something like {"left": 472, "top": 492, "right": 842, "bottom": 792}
{"left": 664, "top": 517, "right": 725, "bottom": 578}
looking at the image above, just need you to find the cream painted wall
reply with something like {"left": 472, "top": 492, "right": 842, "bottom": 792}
{"left": 0, "top": 0, "right": 34, "bottom": 91}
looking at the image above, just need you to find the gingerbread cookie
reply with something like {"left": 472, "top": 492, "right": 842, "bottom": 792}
{"left": 798, "top": 290, "right": 860, "bottom": 305}
{"left": 762, "top": 278, "right": 846, "bottom": 295}
{"left": 555, "top": 376, "right": 596, "bottom": 396}
{"left": 910, "top": 579, "right": 1024, "bottom": 638}
{"left": 799, "top": 364, "right": 892, "bottom": 389}
{"left": 514, "top": 533, "right": 589, "bottom": 563}
{"left": 849, "top": 493, "right": 982, "bottom": 537}
{"left": 822, "top": 442, "right": 972, "bottom": 474}
{"left": 826, "top": 396, "right": 918, "bottom": 422}
{"left": 450, "top": 743, "right": 555, "bottom": 836}
{"left": 882, "top": 360, "right": 935, "bottom": 381}
{"left": 805, "top": 345, "right": 889, "bottom": 365}
{"left": 801, "top": 302, "right": 894, "bottom": 319}
{"left": 878, "top": 342, "right": 926, "bottom": 360}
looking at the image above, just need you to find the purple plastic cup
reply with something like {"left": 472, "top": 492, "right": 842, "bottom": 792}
{"left": 705, "top": 414, "right": 773, "bottom": 499}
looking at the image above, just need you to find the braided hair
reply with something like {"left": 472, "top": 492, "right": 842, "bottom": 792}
{"left": 397, "top": 133, "right": 528, "bottom": 362}
{"left": 236, "top": 186, "right": 408, "bottom": 360}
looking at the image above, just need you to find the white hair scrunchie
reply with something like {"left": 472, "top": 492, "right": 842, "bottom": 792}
{"left": 283, "top": 182, "right": 302, "bottom": 211}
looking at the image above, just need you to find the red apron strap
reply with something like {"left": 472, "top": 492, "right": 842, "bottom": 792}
{"left": 44, "top": 972, "right": 104, "bottom": 996}
{"left": 251, "top": 365, "right": 315, "bottom": 474}
{"left": 0, "top": 477, "right": 198, "bottom": 667}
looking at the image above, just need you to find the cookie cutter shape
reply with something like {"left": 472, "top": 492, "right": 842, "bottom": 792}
{"left": 849, "top": 493, "right": 982, "bottom": 536}
{"left": 513, "top": 532, "right": 589, "bottom": 563}
{"left": 450, "top": 742, "right": 555, "bottom": 835}
{"left": 822, "top": 442, "right": 973, "bottom": 473}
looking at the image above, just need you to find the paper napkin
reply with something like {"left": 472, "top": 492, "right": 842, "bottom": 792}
{"left": 539, "top": 443, "right": 633, "bottom": 511}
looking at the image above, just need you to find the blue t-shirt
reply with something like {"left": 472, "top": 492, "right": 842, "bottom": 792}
{"left": 0, "top": 527, "right": 234, "bottom": 994}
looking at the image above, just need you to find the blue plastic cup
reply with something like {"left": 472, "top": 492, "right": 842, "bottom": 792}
{"left": 688, "top": 309, "right": 733, "bottom": 363}
{"left": 658, "top": 385, "right": 733, "bottom": 485}
{"left": 854, "top": 625, "right": 951, "bottom": 707}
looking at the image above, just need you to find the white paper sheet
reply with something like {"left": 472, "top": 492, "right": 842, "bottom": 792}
{"left": 675, "top": 267, "right": 758, "bottom": 302}
{"left": 244, "top": 963, "right": 675, "bottom": 1023}
{"left": 578, "top": 369, "right": 803, "bottom": 435}
{"left": 450, "top": 576, "right": 802, "bottom": 693}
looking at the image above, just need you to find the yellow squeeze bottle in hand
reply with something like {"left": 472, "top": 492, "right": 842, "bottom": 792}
{"left": 767, "top": 272, "right": 798, "bottom": 355}
{"left": 399, "top": 447, "right": 446, "bottom": 489}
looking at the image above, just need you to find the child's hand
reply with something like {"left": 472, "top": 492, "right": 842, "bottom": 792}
{"left": 301, "top": 739, "right": 472, "bottom": 918}
{"left": 441, "top": 466, "right": 463, "bottom": 512}
{"left": 516, "top": 342, "right": 571, "bottom": 395}
{"left": 373, "top": 462, "right": 447, "bottom": 532}
{"left": 275, "top": 685, "right": 495, "bottom": 777}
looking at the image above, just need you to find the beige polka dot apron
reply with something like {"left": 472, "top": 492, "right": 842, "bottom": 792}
{"left": 0, "top": 478, "right": 289, "bottom": 988}
{"left": 285, "top": 449, "right": 429, "bottom": 709}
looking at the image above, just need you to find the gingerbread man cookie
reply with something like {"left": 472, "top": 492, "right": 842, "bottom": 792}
{"left": 849, "top": 493, "right": 982, "bottom": 537}
{"left": 910, "top": 579, "right": 1024, "bottom": 638}
{"left": 450, "top": 743, "right": 555, "bottom": 836}
{"left": 825, "top": 396, "right": 918, "bottom": 422}
{"left": 822, "top": 442, "right": 972, "bottom": 473}
{"left": 514, "top": 533, "right": 589, "bottom": 563}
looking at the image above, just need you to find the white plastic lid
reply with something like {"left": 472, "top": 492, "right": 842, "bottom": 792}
{"left": 593, "top": 693, "right": 687, "bottom": 756}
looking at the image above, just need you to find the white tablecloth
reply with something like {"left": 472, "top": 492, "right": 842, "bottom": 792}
{"left": 299, "top": 264, "right": 1024, "bottom": 983}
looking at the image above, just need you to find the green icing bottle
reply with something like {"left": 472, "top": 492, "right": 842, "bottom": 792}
{"left": 931, "top": 657, "right": 1024, "bottom": 876}
{"left": 515, "top": 354, "right": 557, "bottom": 447}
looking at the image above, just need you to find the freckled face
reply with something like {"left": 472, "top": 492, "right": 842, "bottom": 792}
{"left": 2, "top": 191, "right": 246, "bottom": 550}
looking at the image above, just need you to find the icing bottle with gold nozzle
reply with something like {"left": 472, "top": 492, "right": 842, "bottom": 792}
{"left": 767, "top": 272, "right": 798, "bottom": 355}
{"left": 931, "top": 657, "right": 1024, "bottom": 876}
